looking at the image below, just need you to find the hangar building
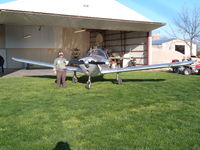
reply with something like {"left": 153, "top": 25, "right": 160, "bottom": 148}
{"left": 152, "top": 38, "right": 197, "bottom": 64}
{"left": 0, "top": 0, "right": 165, "bottom": 68}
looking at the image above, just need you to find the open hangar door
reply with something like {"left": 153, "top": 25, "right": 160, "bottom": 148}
{"left": 5, "top": 24, "right": 150, "bottom": 69}
{"left": 90, "top": 30, "right": 150, "bottom": 66}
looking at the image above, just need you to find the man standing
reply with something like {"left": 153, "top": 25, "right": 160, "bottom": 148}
{"left": 53, "top": 51, "right": 69, "bottom": 88}
{"left": 0, "top": 55, "right": 4, "bottom": 74}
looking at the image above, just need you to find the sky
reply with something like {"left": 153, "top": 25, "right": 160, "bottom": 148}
{"left": 1, "top": 0, "right": 200, "bottom": 38}
{"left": 0, "top": 0, "right": 13, "bottom": 4}
{"left": 117, "top": 0, "right": 200, "bottom": 38}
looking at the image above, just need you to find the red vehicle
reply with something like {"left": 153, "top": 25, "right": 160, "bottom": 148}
{"left": 171, "top": 59, "right": 200, "bottom": 75}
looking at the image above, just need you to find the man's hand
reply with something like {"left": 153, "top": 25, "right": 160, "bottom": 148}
{"left": 65, "top": 60, "right": 69, "bottom": 65}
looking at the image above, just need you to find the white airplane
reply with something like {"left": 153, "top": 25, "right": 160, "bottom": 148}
{"left": 12, "top": 49, "right": 193, "bottom": 89}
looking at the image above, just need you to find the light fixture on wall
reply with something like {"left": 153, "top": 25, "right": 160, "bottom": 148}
{"left": 74, "top": 29, "right": 86, "bottom": 33}
{"left": 23, "top": 34, "right": 32, "bottom": 39}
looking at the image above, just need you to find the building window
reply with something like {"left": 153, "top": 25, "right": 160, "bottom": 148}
{"left": 175, "top": 45, "right": 185, "bottom": 54}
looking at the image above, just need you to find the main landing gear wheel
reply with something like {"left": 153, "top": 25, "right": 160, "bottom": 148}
{"left": 116, "top": 73, "right": 122, "bottom": 84}
{"left": 117, "top": 77, "right": 122, "bottom": 84}
{"left": 85, "top": 81, "right": 91, "bottom": 89}
{"left": 72, "top": 76, "right": 78, "bottom": 83}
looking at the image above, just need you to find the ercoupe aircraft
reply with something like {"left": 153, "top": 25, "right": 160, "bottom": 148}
{"left": 12, "top": 49, "right": 193, "bottom": 89}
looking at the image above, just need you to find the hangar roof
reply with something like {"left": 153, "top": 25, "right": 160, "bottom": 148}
{"left": 0, "top": 0, "right": 165, "bottom": 31}
{"left": 152, "top": 39, "right": 175, "bottom": 45}
{"left": 152, "top": 38, "right": 197, "bottom": 45}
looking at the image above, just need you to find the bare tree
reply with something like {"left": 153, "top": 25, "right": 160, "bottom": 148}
{"left": 172, "top": 7, "right": 200, "bottom": 56}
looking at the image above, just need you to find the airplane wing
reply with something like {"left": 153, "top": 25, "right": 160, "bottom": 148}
{"left": 101, "top": 60, "right": 193, "bottom": 74}
{"left": 12, "top": 57, "right": 83, "bottom": 73}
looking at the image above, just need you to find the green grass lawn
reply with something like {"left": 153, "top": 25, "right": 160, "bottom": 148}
{"left": 0, "top": 71, "right": 200, "bottom": 150}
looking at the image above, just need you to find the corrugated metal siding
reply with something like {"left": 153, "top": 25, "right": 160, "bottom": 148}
{"left": 90, "top": 31, "right": 148, "bottom": 65}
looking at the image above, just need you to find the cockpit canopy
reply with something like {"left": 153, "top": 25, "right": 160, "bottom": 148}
{"left": 87, "top": 49, "right": 108, "bottom": 59}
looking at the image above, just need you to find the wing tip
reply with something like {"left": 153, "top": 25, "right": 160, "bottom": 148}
{"left": 12, "top": 57, "right": 17, "bottom": 61}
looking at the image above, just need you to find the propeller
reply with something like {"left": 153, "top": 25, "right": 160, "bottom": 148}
{"left": 69, "top": 60, "right": 84, "bottom": 65}
{"left": 69, "top": 60, "right": 106, "bottom": 65}
{"left": 89, "top": 61, "right": 106, "bottom": 64}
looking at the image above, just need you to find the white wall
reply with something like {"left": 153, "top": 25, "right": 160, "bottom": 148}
{"left": 151, "top": 39, "right": 197, "bottom": 64}
{"left": 6, "top": 25, "right": 62, "bottom": 48}
{"left": 152, "top": 49, "right": 184, "bottom": 64}
{"left": 162, "top": 39, "right": 197, "bottom": 57}
{"left": 5, "top": 25, "right": 90, "bottom": 68}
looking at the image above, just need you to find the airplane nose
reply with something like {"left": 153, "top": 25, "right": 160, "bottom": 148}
{"left": 84, "top": 60, "right": 89, "bottom": 68}
{"left": 85, "top": 63, "right": 89, "bottom": 68}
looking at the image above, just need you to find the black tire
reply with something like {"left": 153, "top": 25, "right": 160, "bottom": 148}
{"left": 175, "top": 68, "right": 180, "bottom": 74}
{"left": 172, "top": 67, "right": 180, "bottom": 73}
{"left": 183, "top": 68, "right": 192, "bottom": 75}
{"left": 198, "top": 70, "right": 200, "bottom": 75}
{"left": 172, "top": 67, "right": 177, "bottom": 73}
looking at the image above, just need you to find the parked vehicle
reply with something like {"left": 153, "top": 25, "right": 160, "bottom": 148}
{"left": 171, "top": 59, "right": 200, "bottom": 75}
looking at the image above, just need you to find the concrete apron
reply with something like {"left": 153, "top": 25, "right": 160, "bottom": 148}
{"left": 0, "top": 69, "right": 73, "bottom": 78}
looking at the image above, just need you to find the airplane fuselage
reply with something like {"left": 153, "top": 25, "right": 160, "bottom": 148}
{"left": 79, "top": 63, "right": 102, "bottom": 77}
{"left": 79, "top": 56, "right": 107, "bottom": 76}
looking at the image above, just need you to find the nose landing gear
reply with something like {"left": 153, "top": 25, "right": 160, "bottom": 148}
{"left": 116, "top": 73, "right": 122, "bottom": 84}
{"left": 85, "top": 76, "right": 91, "bottom": 89}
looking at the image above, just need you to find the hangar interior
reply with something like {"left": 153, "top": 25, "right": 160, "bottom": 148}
{"left": 90, "top": 30, "right": 149, "bottom": 65}
{"left": 0, "top": 24, "right": 150, "bottom": 68}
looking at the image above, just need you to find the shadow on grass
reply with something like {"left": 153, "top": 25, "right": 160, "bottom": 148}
{"left": 27, "top": 75, "right": 165, "bottom": 84}
{"left": 53, "top": 141, "right": 71, "bottom": 150}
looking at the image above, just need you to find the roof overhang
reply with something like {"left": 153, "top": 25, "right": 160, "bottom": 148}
{"left": 0, "top": 9, "right": 165, "bottom": 31}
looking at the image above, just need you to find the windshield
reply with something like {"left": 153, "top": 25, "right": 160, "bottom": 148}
{"left": 87, "top": 49, "right": 108, "bottom": 58}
